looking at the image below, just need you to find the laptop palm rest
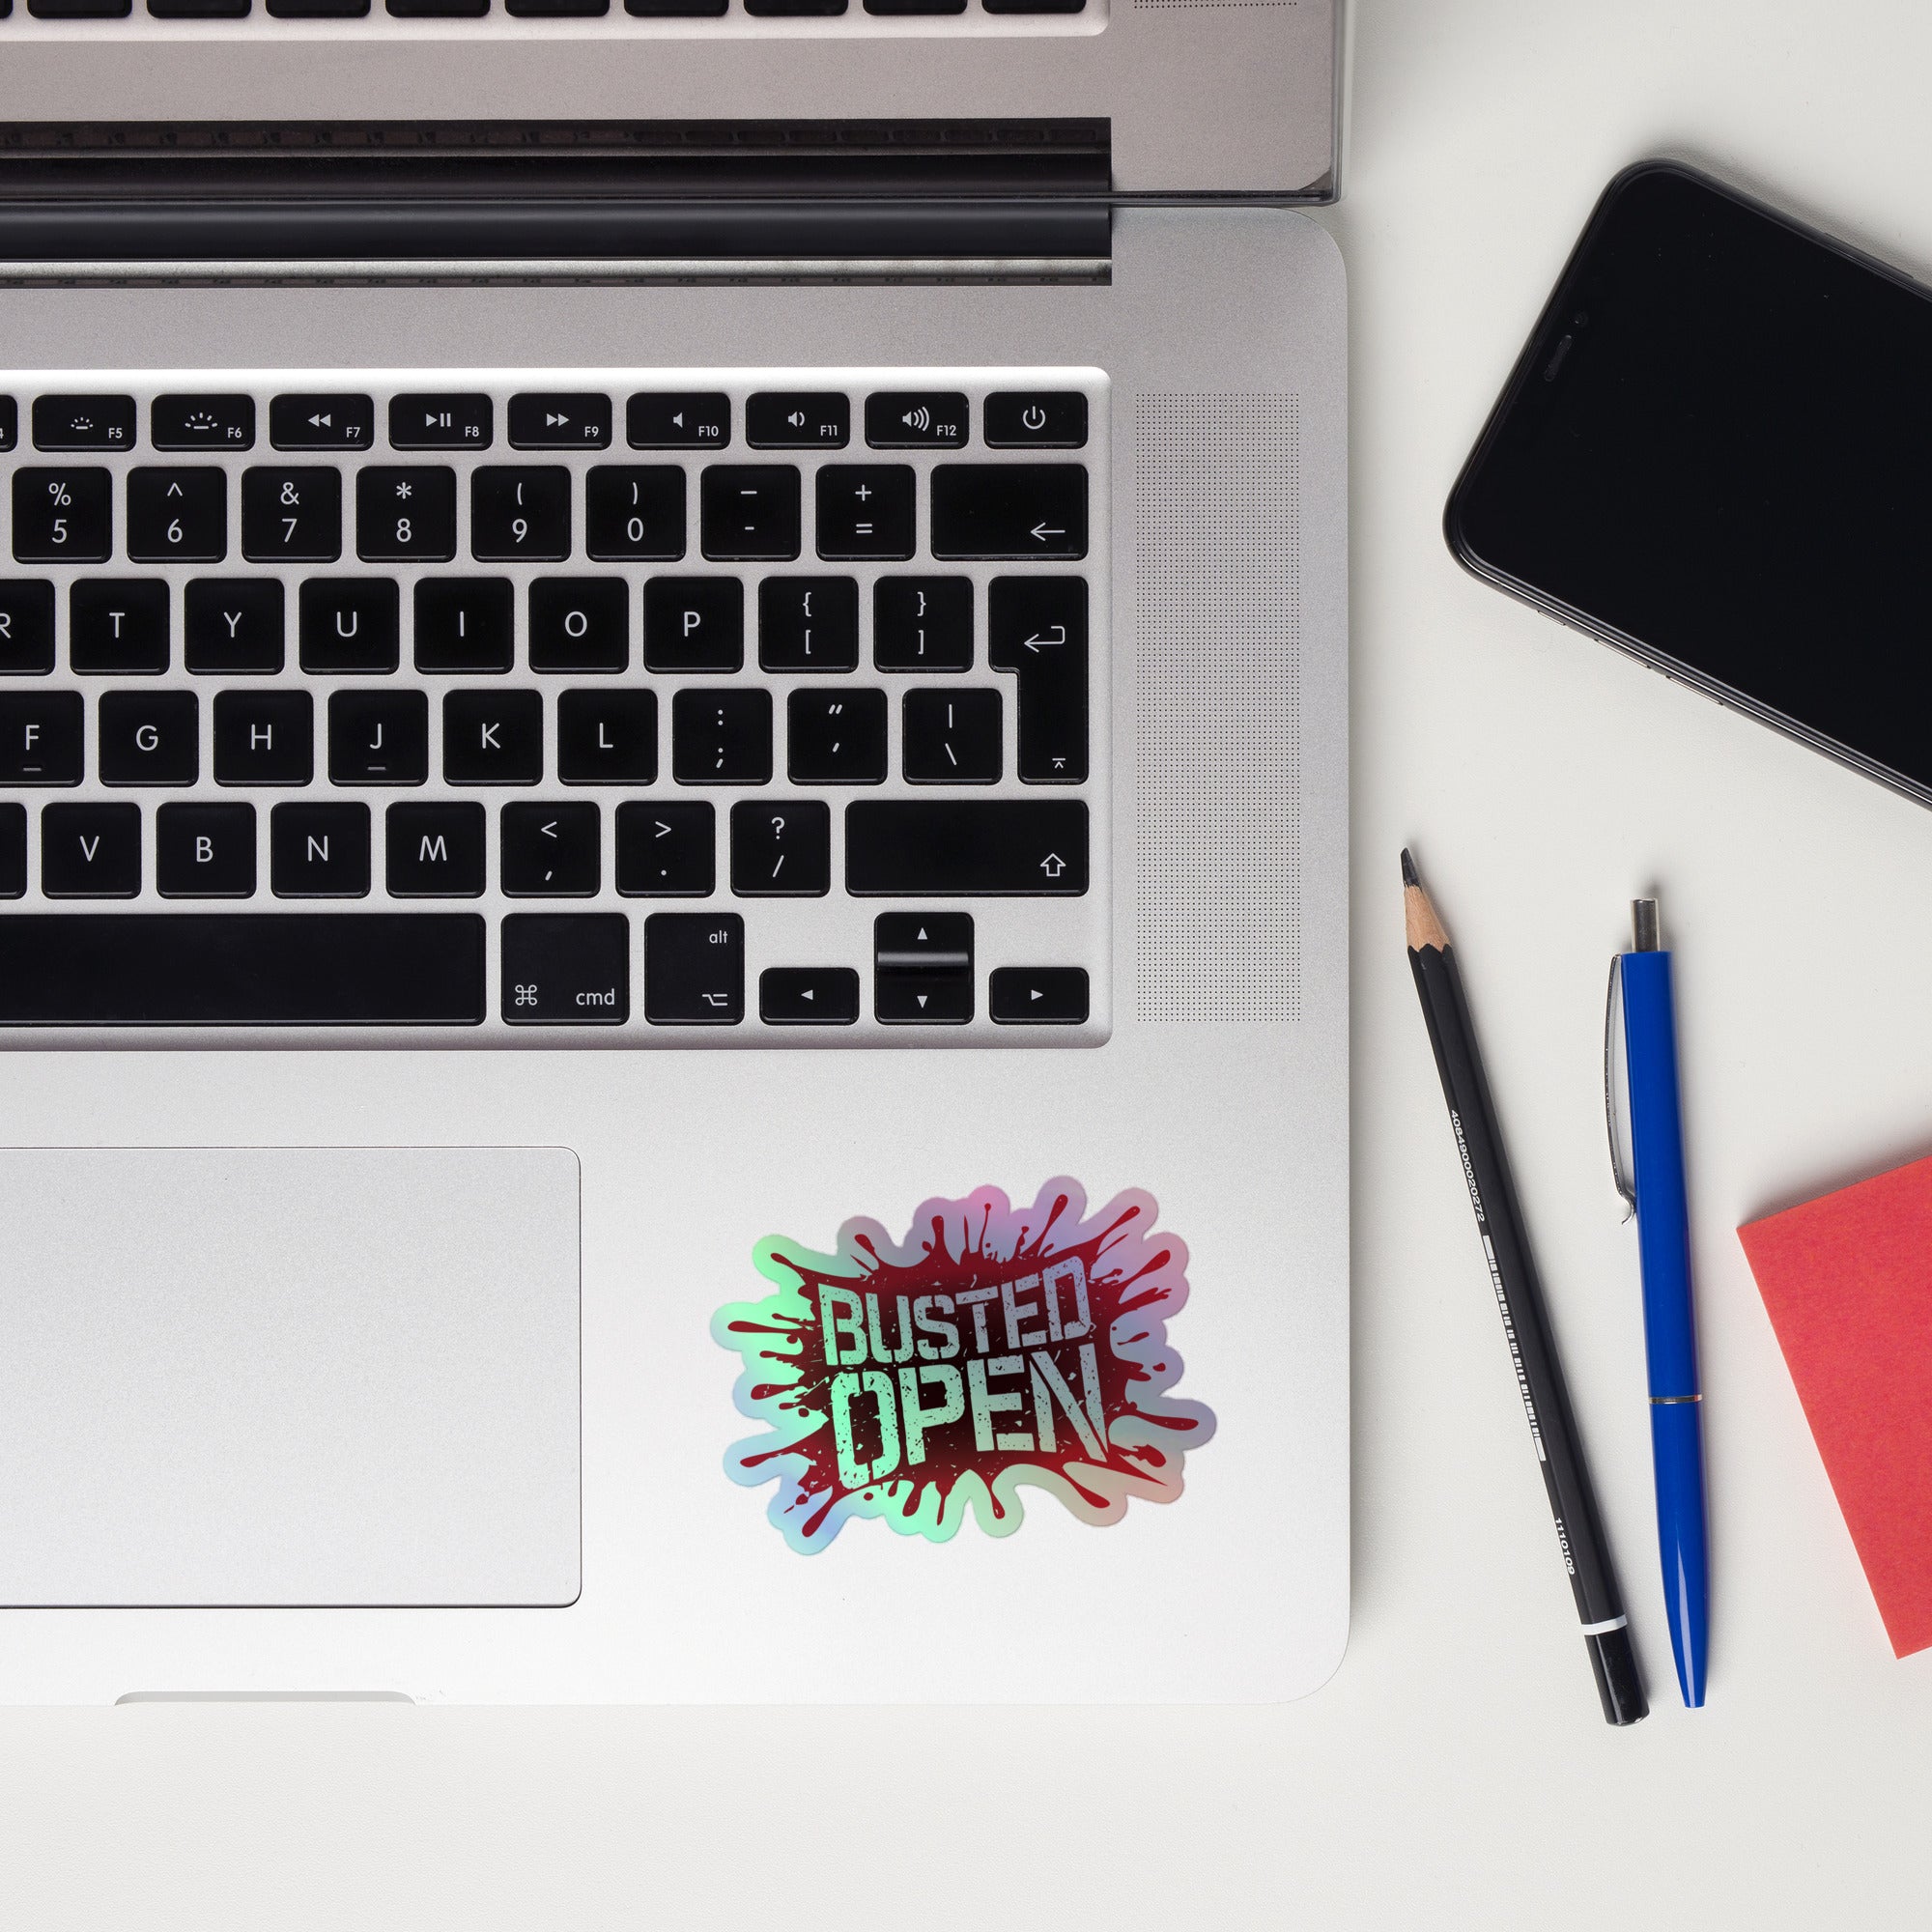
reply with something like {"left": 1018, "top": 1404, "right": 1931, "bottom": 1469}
{"left": 0, "top": 1147, "right": 580, "bottom": 1608}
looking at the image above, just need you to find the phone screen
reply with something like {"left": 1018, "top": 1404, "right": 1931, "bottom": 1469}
{"left": 1448, "top": 163, "right": 1932, "bottom": 798}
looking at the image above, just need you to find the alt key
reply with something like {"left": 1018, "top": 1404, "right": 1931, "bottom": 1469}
{"left": 500, "top": 912, "right": 630, "bottom": 1023}
{"left": 989, "top": 966, "right": 1090, "bottom": 1024}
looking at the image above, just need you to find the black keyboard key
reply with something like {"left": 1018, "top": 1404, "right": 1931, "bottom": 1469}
{"left": 152, "top": 394, "right": 255, "bottom": 451}
{"left": 874, "top": 576, "right": 971, "bottom": 670}
{"left": 128, "top": 469, "right": 228, "bottom": 564}
{"left": 443, "top": 689, "right": 542, "bottom": 785}
{"left": 625, "top": 0, "right": 724, "bottom": 13}
{"left": 746, "top": 392, "right": 849, "bottom": 450}
{"left": 700, "top": 466, "right": 800, "bottom": 561}
{"left": 846, "top": 799, "right": 1088, "bottom": 895}
{"left": 214, "top": 690, "right": 313, "bottom": 786}
{"left": 759, "top": 967, "right": 859, "bottom": 1025}
{"left": 529, "top": 578, "right": 628, "bottom": 673}
{"left": 328, "top": 690, "right": 428, "bottom": 785}
{"left": 270, "top": 394, "right": 374, "bottom": 451}
{"left": 586, "top": 466, "right": 685, "bottom": 560}
{"left": 903, "top": 688, "right": 1001, "bottom": 784}
{"left": 0, "top": 581, "right": 56, "bottom": 674}
{"left": 628, "top": 391, "right": 729, "bottom": 448}
{"left": 415, "top": 578, "right": 514, "bottom": 673}
{"left": 271, "top": 803, "right": 370, "bottom": 897}
{"left": 983, "top": 390, "right": 1089, "bottom": 447}
{"left": 185, "top": 579, "right": 285, "bottom": 673}
{"left": 357, "top": 467, "right": 457, "bottom": 562}
{"left": 14, "top": 469, "right": 112, "bottom": 564}
{"left": 299, "top": 579, "right": 400, "bottom": 673}
{"left": 931, "top": 465, "right": 1087, "bottom": 560}
{"left": 730, "top": 799, "right": 830, "bottom": 896}
{"left": 748, "top": 0, "right": 843, "bottom": 11}
{"left": 71, "top": 581, "right": 169, "bottom": 674}
{"left": 0, "top": 400, "right": 14, "bottom": 452}
{"left": 672, "top": 689, "right": 772, "bottom": 785}
{"left": 983, "top": 0, "right": 1085, "bottom": 11}
{"left": 0, "top": 692, "right": 83, "bottom": 784}
{"left": 989, "top": 966, "right": 1090, "bottom": 1022}
{"left": 150, "top": 0, "right": 250, "bottom": 14}
{"left": 501, "top": 802, "right": 601, "bottom": 896}
{"left": 0, "top": 913, "right": 483, "bottom": 1026}
{"left": 866, "top": 391, "right": 969, "bottom": 448}
{"left": 387, "top": 0, "right": 487, "bottom": 12}
{"left": 386, "top": 802, "right": 486, "bottom": 897}
{"left": 99, "top": 691, "right": 198, "bottom": 785}
{"left": 42, "top": 805, "right": 141, "bottom": 898}
{"left": 816, "top": 465, "right": 915, "bottom": 561}
{"left": 864, "top": 0, "right": 961, "bottom": 11}
{"left": 759, "top": 577, "right": 857, "bottom": 672}
{"left": 616, "top": 800, "right": 712, "bottom": 895}
{"left": 156, "top": 803, "right": 257, "bottom": 898}
{"left": 0, "top": 803, "right": 26, "bottom": 898}
{"left": 987, "top": 575, "right": 1088, "bottom": 782}
{"left": 268, "top": 0, "right": 370, "bottom": 12}
{"left": 873, "top": 910, "right": 973, "bottom": 1025}
{"left": 32, "top": 395, "right": 134, "bottom": 453}
{"left": 471, "top": 467, "right": 571, "bottom": 561}
{"left": 505, "top": 0, "right": 606, "bottom": 13}
{"left": 559, "top": 689, "right": 657, "bottom": 785}
{"left": 643, "top": 577, "right": 742, "bottom": 672}
{"left": 508, "top": 393, "right": 611, "bottom": 450}
{"left": 389, "top": 393, "right": 492, "bottom": 450}
{"left": 788, "top": 687, "right": 887, "bottom": 784}
{"left": 242, "top": 466, "right": 342, "bottom": 563}
{"left": 502, "top": 914, "right": 629, "bottom": 1024}
{"left": 644, "top": 912, "right": 743, "bottom": 1024}
{"left": 28, "top": 0, "right": 131, "bottom": 14}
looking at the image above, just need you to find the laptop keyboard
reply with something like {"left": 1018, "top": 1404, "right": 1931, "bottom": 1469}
{"left": 3, "top": 0, "right": 1091, "bottom": 23}
{"left": 0, "top": 368, "right": 1108, "bottom": 1042}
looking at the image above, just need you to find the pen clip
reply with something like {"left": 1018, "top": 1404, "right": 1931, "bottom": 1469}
{"left": 1604, "top": 955, "right": 1636, "bottom": 1223}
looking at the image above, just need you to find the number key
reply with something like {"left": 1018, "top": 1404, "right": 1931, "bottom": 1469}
{"left": 242, "top": 467, "right": 342, "bottom": 563}
{"left": 13, "top": 469, "right": 112, "bottom": 563}
{"left": 128, "top": 468, "right": 228, "bottom": 563}
{"left": 472, "top": 466, "right": 571, "bottom": 561}
{"left": 356, "top": 466, "right": 457, "bottom": 562}
{"left": 585, "top": 466, "right": 685, "bottom": 560}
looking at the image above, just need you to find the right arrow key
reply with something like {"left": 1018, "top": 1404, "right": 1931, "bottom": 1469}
{"left": 929, "top": 464, "right": 1087, "bottom": 559}
{"left": 989, "top": 967, "right": 1090, "bottom": 1026}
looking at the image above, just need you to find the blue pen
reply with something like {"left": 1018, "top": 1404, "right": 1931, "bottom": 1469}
{"left": 1610, "top": 897, "right": 1709, "bottom": 1708}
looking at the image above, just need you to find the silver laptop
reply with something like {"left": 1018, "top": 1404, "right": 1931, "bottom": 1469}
{"left": 0, "top": 19, "right": 1348, "bottom": 1703}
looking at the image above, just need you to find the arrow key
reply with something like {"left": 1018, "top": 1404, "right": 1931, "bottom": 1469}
{"left": 989, "top": 966, "right": 1089, "bottom": 1025}
{"left": 270, "top": 393, "right": 375, "bottom": 450}
{"left": 500, "top": 801, "right": 601, "bottom": 896}
{"left": 759, "top": 967, "right": 860, "bottom": 1026}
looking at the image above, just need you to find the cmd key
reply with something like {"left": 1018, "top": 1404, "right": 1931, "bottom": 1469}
{"left": 929, "top": 465, "right": 1087, "bottom": 560}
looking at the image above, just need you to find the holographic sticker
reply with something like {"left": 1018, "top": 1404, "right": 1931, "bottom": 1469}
{"left": 713, "top": 1179, "right": 1216, "bottom": 1552}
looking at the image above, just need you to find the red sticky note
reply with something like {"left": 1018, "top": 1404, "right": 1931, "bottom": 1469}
{"left": 1740, "top": 1154, "right": 1932, "bottom": 1658}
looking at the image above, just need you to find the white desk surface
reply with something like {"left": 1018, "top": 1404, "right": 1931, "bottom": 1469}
{"left": 11, "top": 3, "right": 1932, "bottom": 1925}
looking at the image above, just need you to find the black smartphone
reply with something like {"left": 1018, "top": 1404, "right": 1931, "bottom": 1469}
{"left": 1447, "top": 160, "right": 1932, "bottom": 806}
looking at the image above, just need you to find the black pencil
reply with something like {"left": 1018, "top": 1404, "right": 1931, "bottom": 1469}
{"left": 1403, "top": 849, "right": 1647, "bottom": 1726}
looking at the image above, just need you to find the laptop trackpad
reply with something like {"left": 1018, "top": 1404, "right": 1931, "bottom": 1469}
{"left": 0, "top": 1148, "right": 580, "bottom": 1607}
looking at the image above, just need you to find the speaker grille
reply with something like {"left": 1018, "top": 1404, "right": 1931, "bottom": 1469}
{"left": 1133, "top": 393, "right": 1300, "bottom": 1023}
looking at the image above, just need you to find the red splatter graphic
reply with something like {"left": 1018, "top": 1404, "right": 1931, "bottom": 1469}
{"left": 714, "top": 1179, "right": 1215, "bottom": 1551}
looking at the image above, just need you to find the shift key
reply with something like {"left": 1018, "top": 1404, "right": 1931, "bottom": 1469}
{"left": 929, "top": 465, "right": 1087, "bottom": 560}
{"left": 845, "top": 800, "right": 1088, "bottom": 895}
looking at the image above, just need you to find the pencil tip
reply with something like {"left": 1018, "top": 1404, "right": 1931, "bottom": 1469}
{"left": 1400, "top": 847, "right": 1418, "bottom": 888}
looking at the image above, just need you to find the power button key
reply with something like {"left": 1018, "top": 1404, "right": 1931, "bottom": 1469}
{"left": 983, "top": 391, "right": 1088, "bottom": 449}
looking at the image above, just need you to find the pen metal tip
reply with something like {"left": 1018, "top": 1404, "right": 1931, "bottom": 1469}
{"left": 1401, "top": 847, "right": 1418, "bottom": 888}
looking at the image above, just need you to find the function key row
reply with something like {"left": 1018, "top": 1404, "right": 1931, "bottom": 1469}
{"left": 0, "top": 389, "right": 1087, "bottom": 455}
{"left": 7, "top": 463, "right": 1089, "bottom": 564}
{"left": 10, "top": 0, "right": 1084, "bottom": 17}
